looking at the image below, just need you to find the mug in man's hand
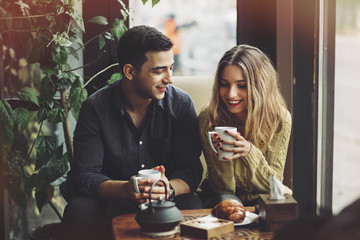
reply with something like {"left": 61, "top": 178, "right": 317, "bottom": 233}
{"left": 133, "top": 169, "right": 161, "bottom": 193}
{"left": 207, "top": 126, "right": 237, "bottom": 160}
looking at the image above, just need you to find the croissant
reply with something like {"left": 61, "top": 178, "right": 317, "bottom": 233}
{"left": 211, "top": 199, "right": 246, "bottom": 223}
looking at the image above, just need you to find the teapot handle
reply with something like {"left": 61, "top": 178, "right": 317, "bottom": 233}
{"left": 148, "top": 179, "right": 168, "bottom": 207}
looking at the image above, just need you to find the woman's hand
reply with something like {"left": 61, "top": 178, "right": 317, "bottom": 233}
{"left": 211, "top": 131, "right": 251, "bottom": 160}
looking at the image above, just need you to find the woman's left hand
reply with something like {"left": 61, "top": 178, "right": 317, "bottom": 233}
{"left": 217, "top": 130, "right": 251, "bottom": 160}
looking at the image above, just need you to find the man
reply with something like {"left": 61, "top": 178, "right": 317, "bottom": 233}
{"left": 60, "top": 25, "right": 203, "bottom": 239}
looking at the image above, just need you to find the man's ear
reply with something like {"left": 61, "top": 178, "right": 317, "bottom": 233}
{"left": 123, "top": 64, "right": 136, "bottom": 80}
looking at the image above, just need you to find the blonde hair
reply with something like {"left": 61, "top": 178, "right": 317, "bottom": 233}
{"left": 207, "top": 45, "right": 287, "bottom": 152}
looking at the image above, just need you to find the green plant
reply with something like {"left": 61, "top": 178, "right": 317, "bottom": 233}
{"left": 0, "top": 0, "right": 161, "bottom": 217}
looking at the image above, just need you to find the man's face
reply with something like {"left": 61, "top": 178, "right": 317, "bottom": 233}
{"left": 133, "top": 50, "right": 174, "bottom": 100}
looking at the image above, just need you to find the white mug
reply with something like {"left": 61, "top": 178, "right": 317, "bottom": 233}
{"left": 133, "top": 169, "right": 161, "bottom": 193}
{"left": 207, "top": 126, "right": 237, "bottom": 160}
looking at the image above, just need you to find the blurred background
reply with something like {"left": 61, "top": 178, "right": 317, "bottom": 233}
{"left": 130, "top": 0, "right": 237, "bottom": 76}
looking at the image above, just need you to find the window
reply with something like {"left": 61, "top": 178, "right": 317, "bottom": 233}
{"left": 129, "top": 0, "right": 237, "bottom": 76}
{"left": 332, "top": 0, "right": 360, "bottom": 214}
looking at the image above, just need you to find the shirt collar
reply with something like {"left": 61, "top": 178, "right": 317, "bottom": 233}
{"left": 111, "top": 80, "right": 166, "bottom": 114}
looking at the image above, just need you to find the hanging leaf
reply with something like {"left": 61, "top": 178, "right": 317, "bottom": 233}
{"left": 48, "top": 157, "right": 69, "bottom": 182}
{"left": 0, "top": 100, "right": 15, "bottom": 125}
{"left": 35, "top": 184, "right": 54, "bottom": 213}
{"left": 47, "top": 106, "right": 66, "bottom": 124}
{"left": 70, "top": 10, "right": 85, "bottom": 32}
{"left": 14, "top": 108, "right": 29, "bottom": 132}
{"left": 112, "top": 18, "right": 127, "bottom": 40}
{"left": 108, "top": 72, "right": 122, "bottom": 84}
{"left": 37, "top": 106, "right": 48, "bottom": 122}
{"left": 88, "top": 16, "right": 108, "bottom": 25}
{"left": 40, "top": 75, "right": 57, "bottom": 101}
{"left": 17, "top": 87, "right": 39, "bottom": 107}
{"left": 142, "top": 0, "right": 149, "bottom": 5}
{"left": 29, "top": 35, "right": 52, "bottom": 66}
{"left": 69, "top": 46, "right": 80, "bottom": 60}
{"left": 52, "top": 33, "right": 73, "bottom": 47}
{"left": 104, "top": 31, "right": 113, "bottom": 40}
{"left": 51, "top": 45, "right": 68, "bottom": 65}
{"left": 152, "top": 0, "right": 161, "bottom": 7}
{"left": 69, "top": 78, "right": 88, "bottom": 120}
{"left": 99, "top": 34, "right": 105, "bottom": 50}
{"left": 120, "top": 9, "right": 128, "bottom": 21}
{"left": 35, "top": 136, "right": 56, "bottom": 168}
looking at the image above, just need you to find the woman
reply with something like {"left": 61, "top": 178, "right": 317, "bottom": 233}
{"left": 198, "top": 45, "right": 292, "bottom": 207}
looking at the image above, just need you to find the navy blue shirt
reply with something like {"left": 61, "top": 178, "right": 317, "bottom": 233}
{"left": 69, "top": 80, "right": 203, "bottom": 197}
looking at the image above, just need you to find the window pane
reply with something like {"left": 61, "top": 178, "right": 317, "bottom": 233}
{"left": 129, "top": 0, "right": 237, "bottom": 76}
{"left": 333, "top": 0, "right": 360, "bottom": 214}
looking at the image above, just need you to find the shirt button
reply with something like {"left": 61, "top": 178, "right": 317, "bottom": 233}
{"left": 141, "top": 164, "right": 145, "bottom": 168}
{"left": 139, "top": 140, "right": 143, "bottom": 145}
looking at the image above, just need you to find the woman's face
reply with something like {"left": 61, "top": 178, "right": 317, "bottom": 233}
{"left": 219, "top": 65, "right": 248, "bottom": 119}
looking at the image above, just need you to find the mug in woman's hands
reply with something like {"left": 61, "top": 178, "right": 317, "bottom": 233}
{"left": 207, "top": 126, "right": 237, "bottom": 160}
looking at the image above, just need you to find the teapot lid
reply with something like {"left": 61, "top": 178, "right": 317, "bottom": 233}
{"left": 146, "top": 197, "right": 175, "bottom": 209}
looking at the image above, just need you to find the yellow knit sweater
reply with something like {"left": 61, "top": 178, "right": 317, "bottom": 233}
{"left": 198, "top": 107, "right": 293, "bottom": 203}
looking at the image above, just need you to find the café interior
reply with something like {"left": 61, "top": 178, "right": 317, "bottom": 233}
{"left": 1, "top": 0, "right": 360, "bottom": 239}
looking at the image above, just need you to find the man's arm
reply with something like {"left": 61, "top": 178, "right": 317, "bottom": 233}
{"left": 97, "top": 179, "right": 149, "bottom": 203}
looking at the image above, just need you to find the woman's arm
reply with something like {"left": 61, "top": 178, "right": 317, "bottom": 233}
{"left": 239, "top": 110, "right": 292, "bottom": 193}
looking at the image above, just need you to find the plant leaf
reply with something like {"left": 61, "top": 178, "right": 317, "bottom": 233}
{"left": 35, "top": 184, "right": 54, "bottom": 213}
{"left": 104, "top": 31, "right": 112, "bottom": 40}
{"left": 37, "top": 106, "right": 48, "bottom": 122}
{"left": 152, "top": 0, "right": 161, "bottom": 7}
{"left": 0, "top": 100, "right": 15, "bottom": 153}
{"left": 14, "top": 108, "right": 29, "bottom": 131}
{"left": 48, "top": 158, "right": 69, "bottom": 182}
{"left": 17, "top": 87, "right": 39, "bottom": 107}
{"left": 99, "top": 34, "right": 105, "bottom": 50}
{"left": 108, "top": 72, "right": 122, "bottom": 84}
{"left": 40, "top": 75, "right": 57, "bottom": 101}
{"left": 88, "top": 16, "right": 108, "bottom": 25}
{"left": 29, "top": 35, "right": 53, "bottom": 67}
{"left": 53, "top": 34, "right": 72, "bottom": 47}
{"left": 69, "top": 46, "right": 80, "bottom": 60}
{"left": 47, "top": 106, "right": 67, "bottom": 124}
{"left": 112, "top": 18, "right": 127, "bottom": 40}
{"left": 35, "top": 136, "right": 56, "bottom": 169}
{"left": 120, "top": 9, "right": 128, "bottom": 21}
{"left": 142, "top": 0, "right": 149, "bottom": 5}
{"left": 0, "top": 99, "right": 15, "bottom": 125}
{"left": 51, "top": 45, "right": 68, "bottom": 65}
{"left": 69, "top": 78, "right": 88, "bottom": 120}
{"left": 70, "top": 10, "right": 85, "bottom": 32}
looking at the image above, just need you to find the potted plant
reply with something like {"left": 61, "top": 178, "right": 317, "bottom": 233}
{"left": 0, "top": 0, "right": 161, "bottom": 238}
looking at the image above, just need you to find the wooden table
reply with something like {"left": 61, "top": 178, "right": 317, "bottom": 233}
{"left": 112, "top": 207, "right": 274, "bottom": 240}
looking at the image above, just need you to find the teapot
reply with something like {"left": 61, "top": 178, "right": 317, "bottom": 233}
{"left": 135, "top": 179, "right": 183, "bottom": 233}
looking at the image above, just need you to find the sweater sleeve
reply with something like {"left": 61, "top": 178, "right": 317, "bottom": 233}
{"left": 238, "top": 109, "right": 293, "bottom": 199}
{"left": 198, "top": 108, "right": 237, "bottom": 195}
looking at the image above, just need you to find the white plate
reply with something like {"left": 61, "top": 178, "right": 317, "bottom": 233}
{"left": 207, "top": 211, "right": 259, "bottom": 226}
{"left": 234, "top": 211, "right": 259, "bottom": 226}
